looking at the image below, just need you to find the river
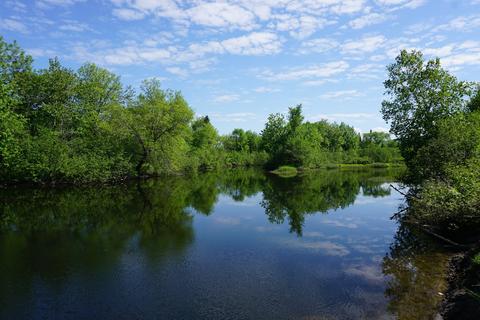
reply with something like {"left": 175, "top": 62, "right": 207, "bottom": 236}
{"left": 0, "top": 169, "right": 451, "bottom": 319}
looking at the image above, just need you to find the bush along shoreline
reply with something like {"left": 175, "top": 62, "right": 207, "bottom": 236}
{"left": 1, "top": 37, "right": 403, "bottom": 186}
{"left": 379, "top": 49, "right": 480, "bottom": 317}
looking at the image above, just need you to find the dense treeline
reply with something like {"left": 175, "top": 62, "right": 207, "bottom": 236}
{"left": 260, "top": 105, "right": 401, "bottom": 169}
{"left": 381, "top": 50, "right": 480, "bottom": 236}
{"left": 0, "top": 37, "right": 401, "bottom": 184}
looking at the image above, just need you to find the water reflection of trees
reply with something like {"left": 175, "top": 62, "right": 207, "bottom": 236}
{"left": 382, "top": 224, "right": 451, "bottom": 320}
{"left": 0, "top": 178, "right": 198, "bottom": 315}
{"left": 261, "top": 169, "right": 398, "bottom": 235}
{"left": 0, "top": 168, "right": 401, "bottom": 315}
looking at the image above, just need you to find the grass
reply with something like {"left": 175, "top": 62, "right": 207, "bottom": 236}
{"left": 271, "top": 165, "right": 298, "bottom": 177}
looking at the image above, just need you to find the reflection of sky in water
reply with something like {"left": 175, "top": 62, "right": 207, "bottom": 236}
{"left": 2, "top": 172, "right": 436, "bottom": 320}
{"left": 188, "top": 190, "right": 403, "bottom": 320}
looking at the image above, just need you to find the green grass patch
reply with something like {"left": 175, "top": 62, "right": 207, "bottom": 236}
{"left": 271, "top": 165, "right": 298, "bottom": 177}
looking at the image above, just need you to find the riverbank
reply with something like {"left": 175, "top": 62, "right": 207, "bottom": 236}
{"left": 2, "top": 163, "right": 405, "bottom": 187}
{"left": 441, "top": 245, "right": 480, "bottom": 319}
{"left": 270, "top": 162, "right": 405, "bottom": 177}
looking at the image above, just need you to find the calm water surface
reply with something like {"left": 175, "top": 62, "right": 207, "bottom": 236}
{"left": 0, "top": 169, "right": 451, "bottom": 320}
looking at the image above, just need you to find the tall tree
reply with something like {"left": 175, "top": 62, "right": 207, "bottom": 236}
{"left": 381, "top": 50, "right": 472, "bottom": 168}
{"left": 125, "top": 79, "right": 194, "bottom": 175}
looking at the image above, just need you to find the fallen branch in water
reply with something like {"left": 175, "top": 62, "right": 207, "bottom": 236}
{"left": 390, "top": 184, "right": 421, "bottom": 199}
{"left": 403, "top": 219, "right": 471, "bottom": 248}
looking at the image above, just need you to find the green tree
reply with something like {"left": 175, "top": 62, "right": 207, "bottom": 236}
{"left": 191, "top": 116, "right": 218, "bottom": 149}
{"left": 260, "top": 113, "right": 287, "bottom": 155}
{"left": 467, "top": 87, "right": 480, "bottom": 112}
{"left": 124, "top": 79, "right": 194, "bottom": 175}
{"left": 381, "top": 50, "right": 472, "bottom": 172}
{"left": 361, "top": 131, "right": 391, "bottom": 147}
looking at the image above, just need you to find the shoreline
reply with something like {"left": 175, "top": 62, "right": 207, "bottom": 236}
{"left": 1, "top": 163, "right": 405, "bottom": 188}
{"left": 441, "top": 244, "right": 480, "bottom": 319}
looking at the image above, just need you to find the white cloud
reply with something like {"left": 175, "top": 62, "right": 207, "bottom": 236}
{"left": 370, "top": 126, "right": 390, "bottom": 133}
{"left": 375, "top": 0, "right": 425, "bottom": 10}
{"left": 68, "top": 31, "right": 281, "bottom": 71}
{"left": 221, "top": 32, "right": 282, "bottom": 55}
{"left": 434, "top": 15, "right": 480, "bottom": 32}
{"left": 274, "top": 14, "right": 334, "bottom": 39}
{"left": 261, "top": 61, "right": 349, "bottom": 81}
{"left": 309, "top": 112, "right": 377, "bottom": 122}
{"left": 166, "top": 67, "right": 188, "bottom": 77}
{"left": 350, "top": 63, "right": 383, "bottom": 74}
{"left": 330, "top": 0, "right": 367, "bottom": 14}
{"left": 112, "top": 8, "right": 145, "bottom": 21}
{"left": 27, "top": 48, "right": 57, "bottom": 57}
{"left": 320, "top": 90, "right": 363, "bottom": 99}
{"left": 442, "top": 54, "right": 480, "bottom": 67}
{"left": 254, "top": 86, "right": 280, "bottom": 93}
{"left": 348, "top": 12, "right": 388, "bottom": 29}
{"left": 59, "top": 21, "right": 91, "bottom": 32}
{"left": 341, "top": 35, "right": 386, "bottom": 54}
{"left": 213, "top": 94, "right": 240, "bottom": 103}
{"left": 302, "top": 79, "right": 336, "bottom": 86}
{"left": 188, "top": 3, "right": 256, "bottom": 30}
{"left": 0, "top": 18, "right": 28, "bottom": 33}
{"left": 36, "top": 0, "right": 85, "bottom": 8}
{"left": 109, "top": 0, "right": 371, "bottom": 34}
{"left": 299, "top": 38, "right": 339, "bottom": 54}
{"left": 5, "top": 1, "right": 27, "bottom": 12}
{"left": 209, "top": 112, "right": 257, "bottom": 122}
{"left": 423, "top": 45, "right": 455, "bottom": 58}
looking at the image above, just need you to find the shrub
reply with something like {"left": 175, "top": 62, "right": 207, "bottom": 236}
{"left": 271, "top": 165, "right": 298, "bottom": 177}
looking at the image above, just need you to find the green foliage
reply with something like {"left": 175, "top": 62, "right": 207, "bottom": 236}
{"left": 261, "top": 168, "right": 399, "bottom": 235}
{"left": 409, "top": 158, "right": 480, "bottom": 233}
{"left": 381, "top": 50, "right": 472, "bottom": 175}
{"left": 414, "top": 111, "right": 480, "bottom": 179}
{"left": 271, "top": 165, "right": 298, "bottom": 177}
{"left": 260, "top": 105, "right": 400, "bottom": 169}
{"left": 124, "top": 79, "right": 194, "bottom": 175}
{"left": 381, "top": 50, "right": 480, "bottom": 235}
{"left": 0, "top": 37, "right": 402, "bottom": 184}
{"left": 473, "top": 253, "right": 480, "bottom": 266}
{"left": 467, "top": 87, "right": 480, "bottom": 112}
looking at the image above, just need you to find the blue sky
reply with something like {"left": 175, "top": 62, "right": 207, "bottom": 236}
{"left": 1, "top": 0, "right": 479, "bottom": 134}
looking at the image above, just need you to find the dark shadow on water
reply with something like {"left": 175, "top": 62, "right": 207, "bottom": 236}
{"left": 382, "top": 218, "right": 452, "bottom": 319}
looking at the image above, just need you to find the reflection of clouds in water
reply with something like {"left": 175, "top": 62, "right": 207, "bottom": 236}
{"left": 284, "top": 239, "right": 350, "bottom": 256}
{"left": 319, "top": 218, "right": 358, "bottom": 229}
{"left": 303, "top": 231, "right": 342, "bottom": 240}
{"left": 351, "top": 244, "right": 375, "bottom": 254}
{"left": 214, "top": 217, "right": 241, "bottom": 225}
{"left": 220, "top": 196, "right": 259, "bottom": 207}
{"left": 348, "top": 288, "right": 394, "bottom": 320}
{"left": 354, "top": 197, "right": 379, "bottom": 205}
{"left": 344, "top": 264, "right": 386, "bottom": 283}
{"left": 255, "top": 225, "right": 280, "bottom": 232}
{"left": 355, "top": 197, "right": 401, "bottom": 206}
